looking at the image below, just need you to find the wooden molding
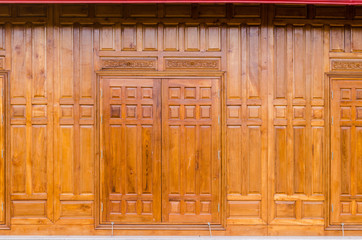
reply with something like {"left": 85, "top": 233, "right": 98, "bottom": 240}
{"left": 331, "top": 59, "right": 362, "bottom": 71}
{"left": 100, "top": 58, "right": 157, "bottom": 70}
{"left": 164, "top": 59, "right": 220, "bottom": 70}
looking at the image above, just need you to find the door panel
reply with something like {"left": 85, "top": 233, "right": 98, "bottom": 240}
{"left": 100, "top": 78, "right": 161, "bottom": 224}
{"left": 162, "top": 78, "right": 221, "bottom": 224}
{"left": 0, "top": 75, "right": 4, "bottom": 225}
{"left": 331, "top": 80, "right": 362, "bottom": 225}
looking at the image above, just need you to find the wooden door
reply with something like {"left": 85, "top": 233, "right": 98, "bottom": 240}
{"left": 331, "top": 79, "right": 362, "bottom": 225}
{"left": 162, "top": 78, "right": 221, "bottom": 224}
{"left": 100, "top": 77, "right": 162, "bottom": 224}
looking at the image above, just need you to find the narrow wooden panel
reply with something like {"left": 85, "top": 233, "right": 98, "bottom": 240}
{"left": 143, "top": 24, "right": 157, "bottom": 51}
{"left": 125, "top": 125, "right": 137, "bottom": 194}
{"left": 141, "top": 126, "right": 153, "bottom": 194}
{"left": 199, "top": 125, "right": 212, "bottom": 194}
{"left": 227, "top": 26, "right": 241, "bottom": 99}
{"left": 31, "top": 126, "right": 47, "bottom": 194}
{"left": 33, "top": 24, "right": 46, "bottom": 99}
{"left": 122, "top": 24, "right": 136, "bottom": 51}
{"left": 80, "top": 26, "right": 93, "bottom": 99}
{"left": 275, "top": 127, "right": 287, "bottom": 194}
{"left": 163, "top": 24, "right": 178, "bottom": 51}
{"left": 311, "top": 27, "right": 323, "bottom": 99}
{"left": 79, "top": 126, "right": 94, "bottom": 194}
{"left": 248, "top": 25, "right": 260, "bottom": 99}
{"left": 109, "top": 125, "right": 122, "bottom": 194}
{"left": 185, "top": 25, "right": 200, "bottom": 51}
{"left": 227, "top": 126, "right": 242, "bottom": 194}
{"left": 206, "top": 25, "right": 221, "bottom": 51}
{"left": 330, "top": 26, "right": 345, "bottom": 52}
{"left": 275, "top": 26, "right": 286, "bottom": 99}
{"left": 312, "top": 127, "right": 323, "bottom": 194}
{"left": 60, "top": 25, "right": 73, "bottom": 99}
{"left": 100, "top": 25, "right": 115, "bottom": 51}
{"left": 351, "top": 27, "right": 362, "bottom": 52}
{"left": 340, "top": 127, "right": 351, "bottom": 195}
{"left": 293, "top": 26, "right": 305, "bottom": 99}
{"left": 248, "top": 127, "right": 261, "bottom": 193}
{"left": 185, "top": 126, "right": 196, "bottom": 194}
{"left": 293, "top": 127, "right": 306, "bottom": 194}
{"left": 60, "top": 126, "right": 74, "bottom": 194}
{"left": 168, "top": 125, "right": 181, "bottom": 194}
{"left": 357, "top": 127, "right": 362, "bottom": 195}
{"left": 0, "top": 25, "right": 5, "bottom": 51}
{"left": 11, "top": 126, "right": 26, "bottom": 194}
{"left": 12, "top": 25, "right": 26, "bottom": 98}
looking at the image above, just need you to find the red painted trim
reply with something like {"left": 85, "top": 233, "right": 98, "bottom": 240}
{"left": 0, "top": 0, "right": 362, "bottom": 4}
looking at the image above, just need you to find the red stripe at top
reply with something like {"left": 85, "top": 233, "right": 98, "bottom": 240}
{"left": 0, "top": 0, "right": 361, "bottom": 4}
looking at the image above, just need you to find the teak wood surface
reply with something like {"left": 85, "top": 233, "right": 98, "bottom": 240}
{"left": 0, "top": 3, "right": 362, "bottom": 236}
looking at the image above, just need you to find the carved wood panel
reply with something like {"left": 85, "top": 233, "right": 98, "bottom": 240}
{"left": 161, "top": 78, "right": 221, "bottom": 224}
{"left": 100, "top": 77, "right": 162, "bottom": 224}
{"left": 269, "top": 23, "right": 326, "bottom": 226}
{"left": 54, "top": 23, "right": 95, "bottom": 224}
{"left": 9, "top": 23, "right": 53, "bottom": 225}
{"left": 331, "top": 79, "right": 362, "bottom": 225}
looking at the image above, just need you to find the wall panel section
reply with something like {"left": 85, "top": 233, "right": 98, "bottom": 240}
{"left": 54, "top": 22, "right": 95, "bottom": 224}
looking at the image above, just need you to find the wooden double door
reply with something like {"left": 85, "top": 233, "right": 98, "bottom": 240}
{"left": 100, "top": 77, "right": 221, "bottom": 225}
{"left": 331, "top": 78, "right": 362, "bottom": 226}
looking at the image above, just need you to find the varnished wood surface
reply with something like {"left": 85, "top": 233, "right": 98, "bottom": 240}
{"left": 0, "top": 3, "right": 361, "bottom": 235}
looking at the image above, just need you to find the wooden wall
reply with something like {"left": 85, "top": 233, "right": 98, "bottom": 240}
{"left": 0, "top": 3, "right": 361, "bottom": 235}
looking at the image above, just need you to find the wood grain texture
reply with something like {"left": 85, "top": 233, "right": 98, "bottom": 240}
{"left": 0, "top": 3, "right": 360, "bottom": 235}
{"left": 330, "top": 78, "right": 362, "bottom": 226}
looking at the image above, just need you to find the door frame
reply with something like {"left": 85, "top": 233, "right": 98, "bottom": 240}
{"left": 95, "top": 71, "right": 226, "bottom": 230}
{"left": 326, "top": 72, "right": 362, "bottom": 231}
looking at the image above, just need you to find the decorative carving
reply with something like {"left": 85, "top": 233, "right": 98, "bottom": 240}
{"left": 331, "top": 60, "right": 362, "bottom": 71}
{"left": 101, "top": 58, "right": 156, "bottom": 69}
{"left": 165, "top": 59, "right": 219, "bottom": 70}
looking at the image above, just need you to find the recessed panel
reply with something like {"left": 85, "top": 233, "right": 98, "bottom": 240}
{"left": 185, "top": 87, "right": 196, "bottom": 99}
{"left": 185, "top": 106, "right": 196, "bottom": 119}
{"left": 142, "top": 105, "right": 152, "bottom": 118}
{"left": 341, "top": 202, "right": 352, "bottom": 215}
{"left": 340, "top": 88, "right": 352, "bottom": 100}
{"left": 110, "top": 105, "right": 121, "bottom": 118}
{"left": 275, "top": 201, "right": 296, "bottom": 218}
{"left": 227, "top": 105, "right": 241, "bottom": 119}
{"left": 169, "top": 87, "right": 181, "bottom": 99}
